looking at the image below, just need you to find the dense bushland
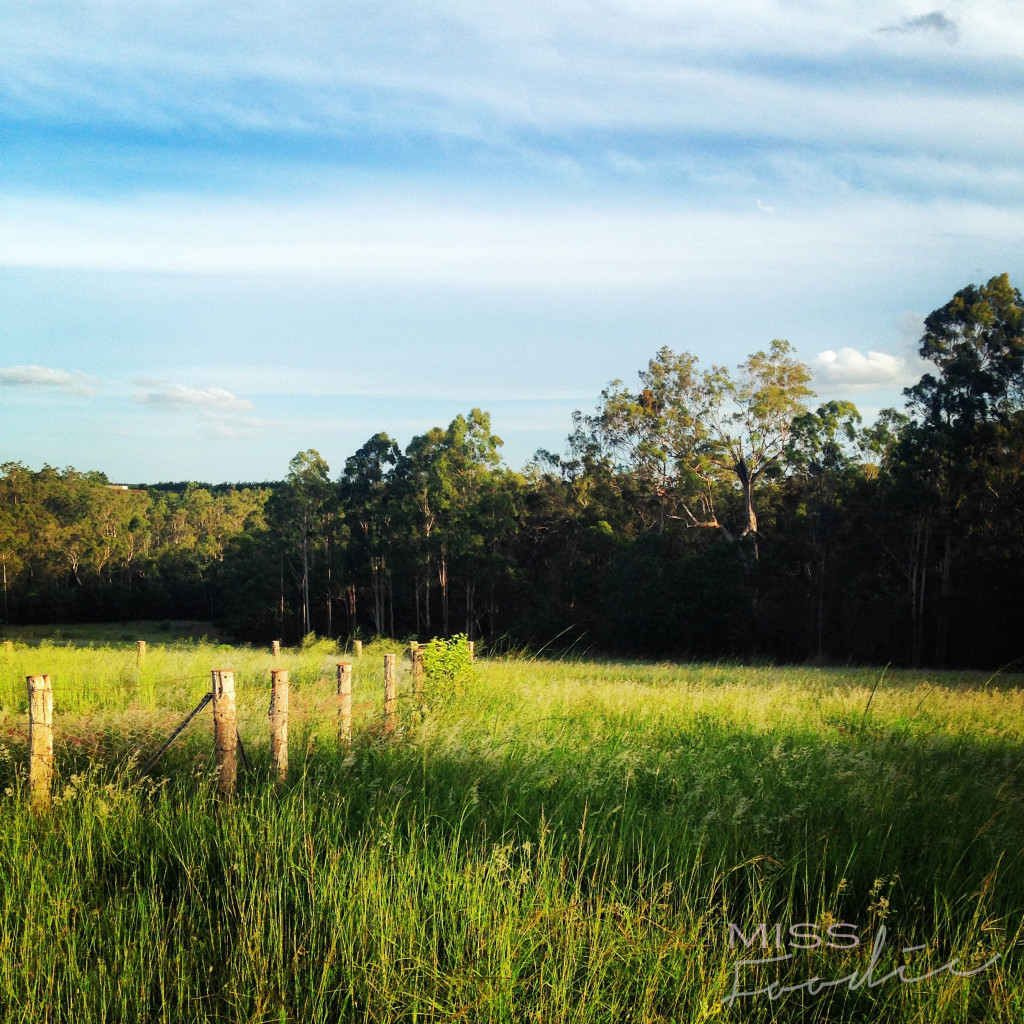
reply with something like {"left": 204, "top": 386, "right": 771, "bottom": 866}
{"left": 3, "top": 275, "right": 1024, "bottom": 669}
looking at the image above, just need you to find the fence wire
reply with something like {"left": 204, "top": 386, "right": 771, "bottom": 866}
{"left": 0, "top": 642, "right": 420, "bottom": 789}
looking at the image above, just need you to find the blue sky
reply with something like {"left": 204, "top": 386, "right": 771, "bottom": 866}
{"left": 2, "top": 0, "right": 1022, "bottom": 483}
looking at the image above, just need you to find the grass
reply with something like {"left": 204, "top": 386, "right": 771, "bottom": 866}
{"left": 0, "top": 640, "right": 1021, "bottom": 1022}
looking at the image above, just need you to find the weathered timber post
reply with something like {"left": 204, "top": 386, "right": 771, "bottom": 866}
{"left": 383, "top": 653, "right": 397, "bottom": 736}
{"left": 27, "top": 674, "right": 53, "bottom": 810}
{"left": 412, "top": 648, "right": 425, "bottom": 717}
{"left": 467, "top": 640, "right": 475, "bottom": 663}
{"left": 269, "top": 669, "right": 289, "bottom": 782}
{"left": 136, "top": 640, "right": 147, "bottom": 663}
{"left": 4, "top": 640, "right": 13, "bottom": 656}
{"left": 271, "top": 640, "right": 281, "bottom": 659}
{"left": 353, "top": 639, "right": 363, "bottom": 658}
{"left": 211, "top": 670, "right": 237, "bottom": 797}
{"left": 337, "top": 661, "right": 353, "bottom": 747}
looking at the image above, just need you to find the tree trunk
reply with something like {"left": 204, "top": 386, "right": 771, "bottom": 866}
{"left": 279, "top": 555, "right": 285, "bottom": 627}
{"left": 909, "top": 515, "right": 930, "bottom": 668}
{"left": 465, "top": 579, "right": 475, "bottom": 639}
{"left": 935, "top": 531, "right": 952, "bottom": 667}
{"left": 325, "top": 534, "right": 332, "bottom": 638}
{"left": 346, "top": 582, "right": 357, "bottom": 634}
{"left": 301, "top": 513, "right": 311, "bottom": 635}
{"left": 388, "top": 571, "right": 395, "bottom": 639}
{"left": 733, "top": 459, "right": 759, "bottom": 558}
{"left": 439, "top": 543, "right": 449, "bottom": 637}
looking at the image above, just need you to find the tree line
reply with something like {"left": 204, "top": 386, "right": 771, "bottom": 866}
{"left": 3, "top": 274, "right": 1022, "bottom": 669}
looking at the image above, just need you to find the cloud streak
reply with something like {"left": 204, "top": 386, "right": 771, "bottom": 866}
{"left": 878, "top": 11, "right": 959, "bottom": 42}
{"left": 1, "top": 192, "right": 1021, "bottom": 288}
{"left": 199, "top": 413, "right": 276, "bottom": 441}
{"left": 2, "top": 3, "right": 1020, "bottom": 159}
{"left": 133, "top": 382, "right": 253, "bottom": 411}
{"left": 0, "top": 365, "right": 96, "bottom": 395}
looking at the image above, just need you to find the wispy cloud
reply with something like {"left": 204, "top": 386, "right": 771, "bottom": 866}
{"left": 812, "top": 348, "right": 920, "bottom": 391}
{"left": 0, "top": 365, "right": 96, "bottom": 395}
{"left": 132, "top": 381, "right": 253, "bottom": 411}
{"left": 878, "top": 11, "right": 959, "bottom": 42}
{"left": 2, "top": 193, "right": 1021, "bottom": 288}
{"left": 2, "top": 2, "right": 1020, "bottom": 156}
{"left": 199, "top": 413, "right": 276, "bottom": 441}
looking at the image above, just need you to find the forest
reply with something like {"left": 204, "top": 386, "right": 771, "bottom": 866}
{"left": 3, "top": 274, "right": 1022, "bottom": 669}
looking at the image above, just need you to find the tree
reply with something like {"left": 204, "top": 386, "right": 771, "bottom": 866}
{"left": 907, "top": 273, "right": 1024, "bottom": 428}
{"left": 275, "top": 451, "right": 333, "bottom": 637}
{"left": 576, "top": 341, "right": 814, "bottom": 555}
{"left": 785, "top": 400, "right": 864, "bottom": 656}
{"left": 340, "top": 434, "right": 400, "bottom": 637}
{"left": 898, "top": 275, "right": 1024, "bottom": 664}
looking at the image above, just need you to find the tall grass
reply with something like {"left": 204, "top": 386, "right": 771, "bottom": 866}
{"left": 0, "top": 642, "right": 1020, "bottom": 1021}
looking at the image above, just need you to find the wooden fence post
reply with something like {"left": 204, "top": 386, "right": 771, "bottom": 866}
{"left": 271, "top": 640, "right": 281, "bottom": 659}
{"left": 353, "top": 639, "right": 363, "bottom": 658}
{"left": 467, "top": 640, "right": 475, "bottom": 663}
{"left": 136, "top": 640, "right": 146, "bottom": 663}
{"left": 211, "top": 670, "right": 237, "bottom": 797}
{"left": 412, "top": 648, "right": 425, "bottom": 717}
{"left": 269, "top": 669, "right": 289, "bottom": 782}
{"left": 337, "top": 661, "right": 353, "bottom": 747}
{"left": 27, "top": 674, "right": 53, "bottom": 810}
{"left": 4, "top": 640, "right": 13, "bottom": 657}
{"left": 383, "top": 653, "right": 397, "bottom": 736}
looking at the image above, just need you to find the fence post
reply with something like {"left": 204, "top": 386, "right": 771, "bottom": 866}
{"left": 271, "top": 640, "right": 281, "bottom": 659}
{"left": 27, "top": 674, "right": 53, "bottom": 810}
{"left": 4, "top": 640, "right": 13, "bottom": 656}
{"left": 211, "top": 670, "right": 237, "bottom": 797}
{"left": 269, "top": 669, "right": 289, "bottom": 782}
{"left": 137, "top": 640, "right": 147, "bottom": 663}
{"left": 337, "top": 661, "right": 353, "bottom": 747}
{"left": 353, "top": 639, "right": 363, "bottom": 658}
{"left": 412, "top": 648, "right": 425, "bottom": 717}
{"left": 383, "top": 653, "right": 397, "bottom": 736}
{"left": 467, "top": 640, "right": 475, "bottom": 663}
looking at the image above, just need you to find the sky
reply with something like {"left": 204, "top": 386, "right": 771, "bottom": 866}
{"left": 1, "top": 0, "right": 1023, "bottom": 483}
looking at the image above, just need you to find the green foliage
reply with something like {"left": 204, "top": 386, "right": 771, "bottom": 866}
{"left": 421, "top": 632, "right": 476, "bottom": 700}
{"left": 574, "top": 340, "right": 813, "bottom": 542}
{"left": 908, "top": 272, "right": 1024, "bottom": 427}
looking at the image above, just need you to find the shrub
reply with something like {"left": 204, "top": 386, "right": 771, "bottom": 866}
{"left": 421, "top": 633, "right": 475, "bottom": 701}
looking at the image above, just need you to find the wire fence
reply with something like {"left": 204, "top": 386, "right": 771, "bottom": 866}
{"left": 0, "top": 639, "right": 432, "bottom": 804}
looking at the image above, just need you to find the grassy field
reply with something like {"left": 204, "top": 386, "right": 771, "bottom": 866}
{"left": 0, "top": 637, "right": 1021, "bottom": 1022}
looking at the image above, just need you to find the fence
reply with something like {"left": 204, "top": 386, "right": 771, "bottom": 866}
{"left": 7, "top": 640, "right": 438, "bottom": 808}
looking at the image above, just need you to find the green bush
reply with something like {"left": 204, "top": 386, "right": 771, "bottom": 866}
{"left": 421, "top": 633, "right": 475, "bottom": 701}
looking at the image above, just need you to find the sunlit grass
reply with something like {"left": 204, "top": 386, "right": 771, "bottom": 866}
{"left": 0, "top": 641, "right": 1020, "bottom": 1022}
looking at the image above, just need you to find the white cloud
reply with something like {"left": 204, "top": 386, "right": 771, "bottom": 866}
{"left": 0, "top": 365, "right": 96, "bottom": 395}
{"left": 199, "top": 413, "right": 276, "bottom": 441}
{"left": 3, "top": 1, "right": 1024, "bottom": 161}
{"left": 812, "top": 347, "right": 918, "bottom": 390}
{"left": 1, "top": 192, "right": 1021, "bottom": 289}
{"left": 133, "top": 382, "right": 253, "bottom": 411}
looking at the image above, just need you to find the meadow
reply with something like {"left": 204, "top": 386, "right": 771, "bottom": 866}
{"left": 0, "top": 633, "right": 1021, "bottom": 1023}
